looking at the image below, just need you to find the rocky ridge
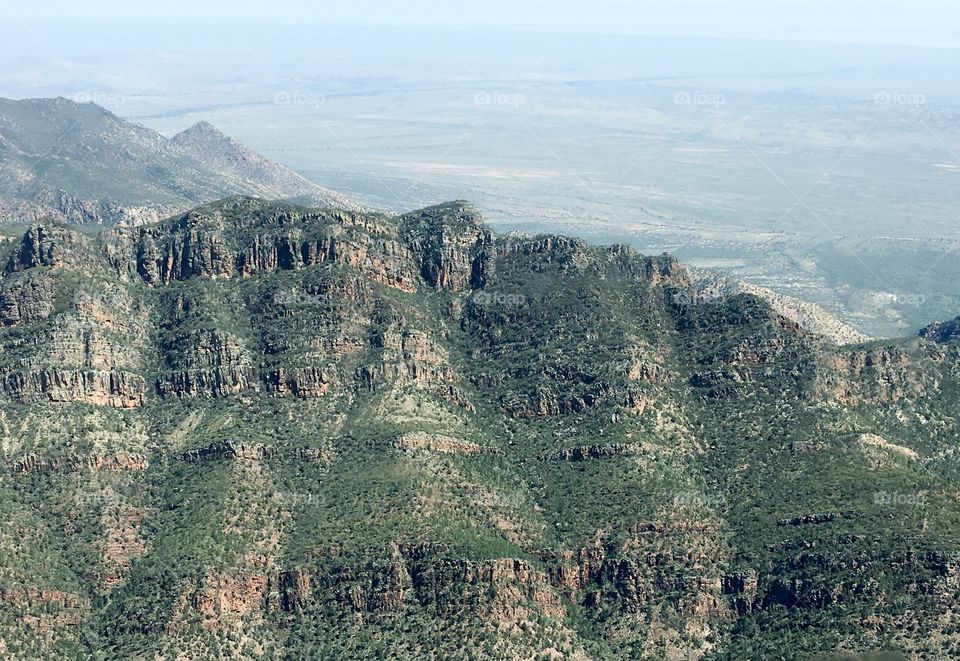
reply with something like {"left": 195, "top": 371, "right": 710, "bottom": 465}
{"left": 1, "top": 197, "right": 959, "bottom": 659}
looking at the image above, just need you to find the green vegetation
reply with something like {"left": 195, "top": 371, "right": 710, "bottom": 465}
{"left": 0, "top": 198, "right": 958, "bottom": 658}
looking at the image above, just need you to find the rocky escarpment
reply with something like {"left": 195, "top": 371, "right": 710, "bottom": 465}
{"left": 400, "top": 202, "right": 495, "bottom": 290}
{"left": 0, "top": 271, "right": 54, "bottom": 326}
{"left": 393, "top": 432, "right": 502, "bottom": 456}
{"left": 288, "top": 551, "right": 566, "bottom": 619}
{"left": 155, "top": 329, "right": 260, "bottom": 399}
{"left": 103, "top": 201, "right": 488, "bottom": 294}
{"left": 5, "top": 222, "right": 93, "bottom": 272}
{"left": 541, "top": 443, "right": 652, "bottom": 462}
{"left": 4, "top": 197, "right": 960, "bottom": 659}
{"left": 1, "top": 190, "right": 182, "bottom": 227}
{"left": 1, "top": 369, "right": 146, "bottom": 408}
{"left": 216, "top": 536, "right": 730, "bottom": 640}
{"left": 10, "top": 450, "right": 148, "bottom": 473}
{"left": 0, "top": 197, "right": 690, "bottom": 413}
{"left": 813, "top": 341, "right": 936, "bottom": 405}
{"left": 177, "top": 441, "right": 333, "bottom": 465}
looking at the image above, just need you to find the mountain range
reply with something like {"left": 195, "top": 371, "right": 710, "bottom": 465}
{"left": 1, "top": 196, "right": 959, "bottom": 659}
{"left": 0, "top": 98, "right": 358, "bottom": 226}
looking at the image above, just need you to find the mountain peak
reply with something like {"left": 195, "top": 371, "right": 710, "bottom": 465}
{"left": 168, "top": 118, "right": 360, "bottom": 211}
{"left": 0, "top": 97, "right": 361, "bottom": 225}
{"left": 172, "top": 120, "right": 233, "bottom": 143}
{"left": 0, "top": 96, "right": 121, "bottom": 131}
{"left": 188, "top": 119, "right": 217, "bottom": 131}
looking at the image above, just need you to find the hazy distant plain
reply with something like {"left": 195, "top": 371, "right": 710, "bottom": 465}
{"left": 6, "top": 25, "right": 960, "bottom": 337}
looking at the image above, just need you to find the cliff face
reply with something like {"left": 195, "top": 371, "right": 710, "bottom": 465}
{"left": 2, "top": 197, "right": 960, "bottom": 660}
{"left": 2, "top": 190, "right": 183, "bottom": 226}
{"left": 813, "top": 342, "right": 935, "bottom": 405}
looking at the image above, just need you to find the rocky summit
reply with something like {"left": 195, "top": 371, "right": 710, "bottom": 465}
{"left": 1, "top": 196, "right": 960, "bottom": 659}
{"left": 0, "top": 98, "right": 358, "bottom": 227}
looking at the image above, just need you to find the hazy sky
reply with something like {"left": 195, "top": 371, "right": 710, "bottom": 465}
{"left": 5, "top": 0, "right": 960, "bottom": 47}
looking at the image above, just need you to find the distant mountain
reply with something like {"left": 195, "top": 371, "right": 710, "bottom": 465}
{"left": 0, "top": 97, "right": 358, "bottom": 226}
{"left": 168, "top": 120, "right": 355, "bottom": 210}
